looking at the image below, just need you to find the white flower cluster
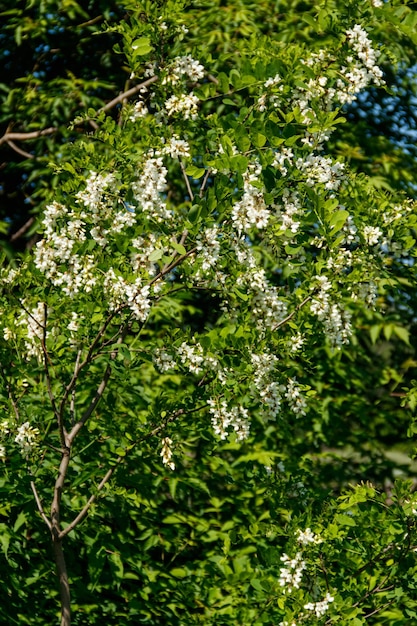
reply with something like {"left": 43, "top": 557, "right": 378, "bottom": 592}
{"left": 279, "top": 552, "right": 306, "bottom": 594}
{"left": 103, "top": 269, "right": 151, "bottom": 321}
{"left": 165, "top": 93, "right": 199, "bottom": 120}
{"left": 17, "top": 301, "right": 46, "bottom": 361}
{"left": 129, "top": 99, "right": 149, "bottom": 121}
{"left": 272, "top": 147, "right": 294, "bottom": 177}
{"left": 232, "top": 241, "right": 289, "bottom": 332}
{"left": 304, "top": 592, "right": 334, "bottom": 617}
{"left": 288, "top": 332, "right": 304, "bottom": 352}
{"left": 248, "top": 269, "right": 289, "bottom": 330}
{"left": 153, "top": 349, "right": 177, "bottom": 372}
{"left": 310, "top": 276, "right": 353, "bottom": 347}
{"left": 163, "top": 55, "right": 205, "bottom": 84}
{"left": 132, "top": 155, "right": 172, "bottom": 221}
{"left": 163, "top": 134, "right": 191, "bottom": 159}
{"left": 177, "top": 341, "right": 205, "bottom": 374}
{"left": 363, "top": 225, "right": 383, "bottom": 245}
{"left": 295, "top": 528, "right": 322, "bottom": 545}
{"left": 231, "top": 162, "right": 269, "bottom": 232}
{"left": 207, "top": 399, "right": 250, "bottom": 441}
{"left": 257, "top": 73, "right": 283, "bottom": 111}
{"left": 15, "top": 421, "right": 40, "bottom": 455}
{"left": 273, "top": 188, "right": 302, "bottom": 235}
{"left": 285, "top": 378, "right": 308, "bottom": 417}
{"left": 335, "top": 24, "right": 384, "bottom": 104}
{"left": 296, "top": 154, "right": 345, "bottom": 191}
{"left": 196, "top": 225, "right": 221, "bottom": 274}
{"left": 161, "top": 437, "right": 175, "bottom": 470}
{"left": 252, "top": 352, "right": 282, "bottom": 420}
{"left": 131, "top": 233, "right": 162, "bottom": 276}
{"left": 35, "top": 171, "right": 139, "bottom": 296}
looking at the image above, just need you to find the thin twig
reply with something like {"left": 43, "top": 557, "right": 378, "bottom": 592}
{"left": 60, "top": 404, "right": 205, "bottom": 539}
{"left": 30, "top": 480, "right": 52, "bottom": 531}
{"left": 6, "top": 140, "right": 34, "bottom": 159}
{"left": 77, "top": 14, "right": 103, "bottom": 28}
{"left": 272, "top": 295, "right": 312, "bottom": 331}
{"left": 40, "top": 304, "right": 62, "bottom": 445}
{"left": 67, "top": 331, "right": 129, "bottom": 443}
{"left": 200, "top": 168, "right": 211, "bottom": 198}
{"left": 179, "top": 157, "right": 194, "bottom": 201}
{"left": 10, "top": 217, "right": 35, "bottom": 242}
{"left": 99, "top": 76, "right": 159, "bottom": 113}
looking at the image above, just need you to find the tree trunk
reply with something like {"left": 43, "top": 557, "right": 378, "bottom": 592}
{"left": 53, "top": 537, "right": 71, "bottom": 626}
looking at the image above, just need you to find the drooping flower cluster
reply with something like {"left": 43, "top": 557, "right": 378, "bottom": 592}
{"left": 132, "top": 154, "right": 171, "bottom": 221}
{"left": 231, "top": 162, "right": 269, "bottom": 232}
{"left": 304, "top": 592, "right": 335, "bottom": 617}
{"left": 164, "top": 92, "right": 199, "bottom": 120}
{"left": 207, "top": 399, "right": 250, "bottom": 441}
{"left": 103, "top": 269, "right": 151, "bottom": 322}
{"left": 310, "top": 276, "right": 353, "bottom": 347}
{"left": 161, "top": 437, "right": 175, "bottom": 470}
{"left": 17, "top": 301, "right": 46, "bottom": 361}
{"left": 15, "top": 421, "right": 40, "bottom": 455}
{"left": 285, "top": 378, "right": 308, "bottom": 417}
{"left": 163, "top": 55, "right": 205, "bottom": 84}
{"left": 279, "top": 552, "right": 306, "bottom": 593}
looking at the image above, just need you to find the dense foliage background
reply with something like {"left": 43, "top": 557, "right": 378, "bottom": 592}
{"left": 1, "top": 1, "right": 417, "bottom": 625}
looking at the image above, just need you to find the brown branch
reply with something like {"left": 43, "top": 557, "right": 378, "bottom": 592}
{"left": 60, "top": 404, "right": 206, "bottom": 539}
{"left": 272, "top": 295, "right": 312, "bottom": 331}
{"left": 53, "top": 537, "right": 71, "bottom": 626}
{"left": 41, "top": 304, "right": 63, "bottom": 446}
{"left": 0, "top": 127, "right": 57, "bottom": 146}
{"left": 30, "top": 480, "right": 52, "bottom": 531}
{"left": 10, "top": 217, "right": 35, "bottom": 242}
{"left": 99, "top": 75, "right": 159, "bottom": 113}
{"left": 77, "top": 14, "right": 103, "bottom": 28}
{"left": 67, "top": 331, "right": 129, "bottom": 444}
{"left": 6, "top": 140, "right": 34, "bottom": 159}
{"left": 179, "top": 158, "right": 194, "bottom": 201}
{"left": 200, "top": 168, "right": 211, "bottom": 198}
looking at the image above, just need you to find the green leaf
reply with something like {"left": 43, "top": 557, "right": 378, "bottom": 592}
{"left": 132, "top": 37, "right": 153, "bottom": 56}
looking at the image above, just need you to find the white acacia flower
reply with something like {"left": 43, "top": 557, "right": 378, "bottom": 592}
{"left": 161, "top": 437, "right": 175, "bottom": 470}
{"left": 165, "top": 93, "right": 199, "bottom": 120}
{"left": 15, "top": 422, "right": 40, "bottom": 454}
{"left": 363, "top": 225, "right": 383, "bottom": 245}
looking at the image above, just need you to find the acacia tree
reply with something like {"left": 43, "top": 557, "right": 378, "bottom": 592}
{"left": 1, "top": 1, "right": 417, "bottom": 625}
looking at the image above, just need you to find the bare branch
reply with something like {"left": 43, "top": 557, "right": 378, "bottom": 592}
{"left": 99, "top": 76, "right": 159, "bottom": 113}
{"left": 179, "top": 158, "right": 194, "bottom": 201}
{"left": 6, "top": 140, "right": 34, "bottom": 160}
{"left": 0, "top": 127, "right": 57, "bottom": 146}
{"left": 200, "top": 168, "right": 211, "bottom": 198}
{"left": 10, "top": 217, "right": 35, "bottom": 242}
{"left": 60, "top": 404, "right": 205, "bottom": 539}
{"left": 272, "top": 295, "right": 312, "bottom": 331}
{"left": 30, "top": 480, "right": 52, "bottom": 531}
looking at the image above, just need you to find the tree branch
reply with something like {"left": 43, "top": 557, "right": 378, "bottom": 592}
{"left": 10, "top": 217, "right": 35, "bottom": 242}
{"left": 99, "top": 76, "right": 159, "bottom": 113}
{"left": 30, "top": 480, "right": 52, "bottom": 531}
{"left": 6, "top": 140, "right": 34, "bottom": 159}
{"left": 272, "top": 295, "right": 312, "bottom": 331}
{"left": 60, "top": 404, "right": 206, "bottom": 539}
{"left": 0, "top": 127, "right": 57, "bottom": 146}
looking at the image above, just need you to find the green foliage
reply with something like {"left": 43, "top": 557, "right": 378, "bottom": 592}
{"left": 0, "top": 0, "right": 417, "bottom": 625}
